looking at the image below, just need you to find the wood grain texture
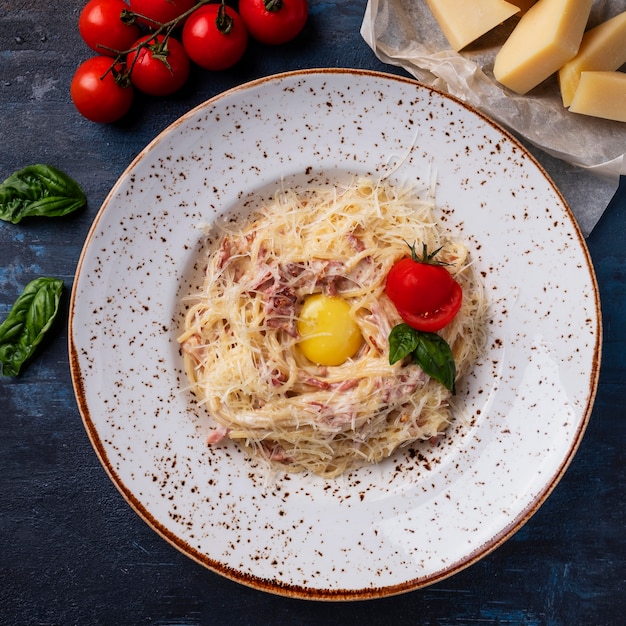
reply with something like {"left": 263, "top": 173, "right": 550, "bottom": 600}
{"left": 1, "top": 1, "right": 624, "bottom": 624}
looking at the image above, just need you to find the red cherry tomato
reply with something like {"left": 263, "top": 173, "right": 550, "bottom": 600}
{"left": 126, "top": 34, "right": 190, "bottom": 96}
{"left": 79, "top": 0, "right": 140, "bottom": 56}
{"left": 385, "top": 245, "right": 463, "bottom": 332}
{"left": 128, "top": 0, "right": 195, "bottom": 27}
{"left": 238, "top": 0, "right": 308, "bottom": 45}
{"left": 182, "top": 4, "right": 248, "bottom": 71}
{"left": 70, "top": 56, "right": 133, "bottom": 123}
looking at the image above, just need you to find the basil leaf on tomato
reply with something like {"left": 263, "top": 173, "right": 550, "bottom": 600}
{"left": 0, "top": 164, "right": 86, "bottom": 224}
{"left": 413, "top": 331, "right": 457, "bottom": 394}
{"left": 388, "top": 323, "right": 420, "bottom": 365}
{"left": 0, "top": 277, "right": 63, "bottom": 376}
{"left": 388, "top": 323, "right": 457, "bottom": 393}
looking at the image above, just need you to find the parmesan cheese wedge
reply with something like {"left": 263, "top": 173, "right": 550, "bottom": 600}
{"left": 558, "top": 11, "right": 626, "bottom": 107}
{"left": 568, "top": 71, "right": 626, "bottom": 123}
{"left": 425, "top": 0, "right": 520, "bottom": 52}
{"left": 493, "top": 0, "right": 593, "bottom": 94}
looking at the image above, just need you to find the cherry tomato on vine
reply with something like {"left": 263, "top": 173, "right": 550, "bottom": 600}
{"left": 126, "top": 34, "right": 190, "bottom": 96}
{"left": 128, "top": 0, "right": 196, "bottom": 27}
{"left": 385, "top": 244, "right": 463, "bottom": 333}
{"left": 238, "top": 0, "right": 308, "bottom": 45}
{"left": 182, "top": 3, "right": 248, "bottom": 71}
{"left": 79, "top": 0, "right": 140, "bottom": 56}
{"left": 70, "top": 56, "right": 133, "bottom": 123}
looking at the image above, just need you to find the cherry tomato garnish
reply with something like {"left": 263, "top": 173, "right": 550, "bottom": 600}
{"left": 238, "top": 0, "right": 308, "bottom": 45}
{"left": 385, "top": 244, "right": 463, "bottom": 332}
{"left": 182, "top": 3, "right": 248, "bottom": 71}
{"left": 79, "top": 0, "right": 140, "bottom": 56}
{"left": 126, "top": 34, "right": 190, "bottom": 96}
{"left": 70, "top": 56, "right": 133, "bottom": 123}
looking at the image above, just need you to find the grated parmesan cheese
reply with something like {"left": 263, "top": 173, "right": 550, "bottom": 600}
{"left": 178, "top": 178, "right": 488, "bottom": 478}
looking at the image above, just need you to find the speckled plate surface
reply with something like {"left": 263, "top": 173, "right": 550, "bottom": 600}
{"left": 69, "top": 69, "right": 601, "bottom": 600}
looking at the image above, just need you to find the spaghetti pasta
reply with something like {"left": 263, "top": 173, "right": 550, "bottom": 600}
{"left": 178, "top": 178, "right": 487, "bottom": 477}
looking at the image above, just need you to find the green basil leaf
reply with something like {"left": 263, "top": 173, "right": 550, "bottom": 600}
{"left": 0, "top": 277, "right": 63, "bottom": 376}
{"left": 388, "top": 323, "right": 420, "bottom": 365}
{"left": 413, "top": 331, "right": 457, "bottom": 394}
{"left": 0, "top": 164, "right": 86, "bottom": 224}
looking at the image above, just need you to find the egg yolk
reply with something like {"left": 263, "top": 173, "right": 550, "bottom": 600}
{"left": 297, "top": 294, "right": 363, "bottom": 366}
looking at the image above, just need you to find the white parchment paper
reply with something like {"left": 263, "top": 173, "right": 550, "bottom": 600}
{"left": 361, "top": 0, "right": 626, "bottom": 233}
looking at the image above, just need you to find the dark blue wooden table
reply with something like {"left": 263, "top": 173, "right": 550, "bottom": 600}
{"left": 1, "top": 2, "right": 624, "bottom": 624}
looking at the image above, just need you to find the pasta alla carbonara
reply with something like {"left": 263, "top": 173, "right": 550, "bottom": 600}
{"left": 178, "top": 178, "right": 487, "bottom": 478}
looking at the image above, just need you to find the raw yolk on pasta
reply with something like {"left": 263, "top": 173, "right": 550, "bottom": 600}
{"left": 297, "top": 294, "right": 363, "bottom": 366}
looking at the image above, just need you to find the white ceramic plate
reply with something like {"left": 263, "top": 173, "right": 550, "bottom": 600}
{"left": 69, "top": 69, "right": 601, "bottom": 600}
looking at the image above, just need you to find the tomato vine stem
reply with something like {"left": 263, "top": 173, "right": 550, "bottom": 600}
{"left": 216, "top": 1, "right": 235, "bottom": 34}
{"left": 99, "top": 0, "right": 215, "bottom": 81}
{"left": 265, "top": 0, "right": 284, "bottom": 12}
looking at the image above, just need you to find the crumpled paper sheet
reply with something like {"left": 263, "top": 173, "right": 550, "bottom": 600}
{"left": 361, "top": 0, "right": 626, "bottom": 234}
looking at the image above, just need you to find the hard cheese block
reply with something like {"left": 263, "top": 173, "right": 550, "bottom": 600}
{"left": 493, "top": 0, "right": 593, "bottom": 94}
{"left": 426, "top": 0, "right": 520, "bottom": 52}
{"left": 568, "top": 71, "right": 626, "bottom": 122}
{"left": 559, "top": 11, "right": 626, "bottom": 107}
